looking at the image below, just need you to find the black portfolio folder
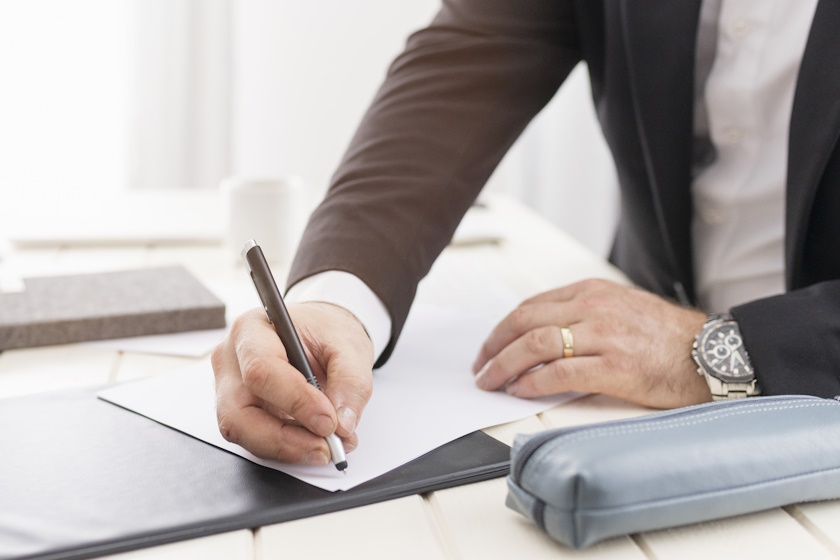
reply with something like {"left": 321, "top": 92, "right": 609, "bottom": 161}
{"left": 0, "top": 388, "right": 511, "bottom": 560}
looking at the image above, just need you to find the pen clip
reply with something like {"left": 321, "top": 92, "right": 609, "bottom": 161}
{"left": 250, "top": 272, "right": 274, "bottom": 325}
{"left": 242, "top": 239, "right": 274, "bottom": 325}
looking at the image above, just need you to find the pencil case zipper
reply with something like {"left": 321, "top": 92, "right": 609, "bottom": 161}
{"left": 511, "top": 394, "right": 826, "bottom": 486}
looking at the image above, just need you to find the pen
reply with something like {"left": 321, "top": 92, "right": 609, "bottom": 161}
{"left": 241, "top": 239, "right": 348, "bottom": 472}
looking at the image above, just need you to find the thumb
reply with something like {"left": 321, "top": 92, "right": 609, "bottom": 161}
{"left": 291, "top": 301, "right": 375, "bottom": 438}
{"left": 323, "top": 342, "right": 374, "bottom": 438}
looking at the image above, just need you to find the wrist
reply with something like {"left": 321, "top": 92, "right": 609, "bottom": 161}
{"left": 289, "top": 301, "right": 375, "bottom": 359}
{"left": 302, "top": 301, "right": 372, "bottom": 341}
{"left": 285, "top": 271, "right": 391, "bottom": 362}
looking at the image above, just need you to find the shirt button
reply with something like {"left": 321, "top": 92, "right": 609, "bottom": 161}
{"left": 699, "top": 204, "right": 727, "bottom": 225}
{"left": 730, "top": 19, "right": 752, "bottom": 39}
{"left": 722, "top": 126, "right": 744, "bottom": 143}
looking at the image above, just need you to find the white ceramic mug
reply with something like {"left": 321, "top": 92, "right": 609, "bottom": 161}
{"left": 221, "top": 176, "right": 305, "bottom": 265}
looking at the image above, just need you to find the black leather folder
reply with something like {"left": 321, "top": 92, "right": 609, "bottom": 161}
{"left": 0, "top": 388, "right": 511, "bottom": 560}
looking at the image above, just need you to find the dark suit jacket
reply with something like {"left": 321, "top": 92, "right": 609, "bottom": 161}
{"left": 289, "top": 0, "right": 840, "bottom": 398}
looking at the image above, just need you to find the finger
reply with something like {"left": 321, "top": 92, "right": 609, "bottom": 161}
{"left": 263, "top": 400, "right": 360, "bottom": 451}
{"left": 217, "top": 404, "right": 332, "bottom": 465}
{"left": 506, "top": 356, "right": 605, "bottom": 398}
{"left": 212, "top": 333, "right": 263, "bottom": 411}
{"left": 342, "top": 431, "right": 359, "bottom": 453}
{"left": 322, "top": 346, "right": 374, "bottom": 438}
{"left": 520, "top": 278, "right": 615, "bottom": 307}
{"left": 473, "top": 302, "right": 582, "bottom": 373}
{"left": 233, "top": 310, "right": 338, "bottom": 437}
{"left": 214, "top": 337, "right": 334, "bottom": 464}
{"left": 475, "top": 324, "right": 596, "bottom": 391}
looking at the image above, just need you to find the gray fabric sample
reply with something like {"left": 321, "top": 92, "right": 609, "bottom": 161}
{"left": 0, "top": 266, "right": 226, "bottom": 350}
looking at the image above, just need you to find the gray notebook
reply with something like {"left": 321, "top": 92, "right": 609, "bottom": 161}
{"left": 0, "top": 266, "right": 226, "bottom": 351}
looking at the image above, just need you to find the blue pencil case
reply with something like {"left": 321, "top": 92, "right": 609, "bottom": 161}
{"left": 506, "top": 395, "right": 840, "bottom": 548}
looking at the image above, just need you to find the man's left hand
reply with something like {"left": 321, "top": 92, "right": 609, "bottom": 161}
{"left": 471, "top": 279, "right": 712, "bottom": 409}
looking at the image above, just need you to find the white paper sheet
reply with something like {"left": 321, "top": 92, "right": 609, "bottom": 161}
{"left": 98, "top": 305, "right": 580, "bottom": 491}
{"left": 450, "top": 207, "right": 509, "bottom": 246}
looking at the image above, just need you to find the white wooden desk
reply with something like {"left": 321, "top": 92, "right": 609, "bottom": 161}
{"left": 2, "top": 197, "right": 840, "bottom": 560}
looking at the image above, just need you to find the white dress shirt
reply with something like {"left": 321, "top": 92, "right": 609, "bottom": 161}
{"left": 288, "top": 0, "right": 819, "bottom": 361}
{"left": 692, "top": 0, "right": 818, "bottom": 313}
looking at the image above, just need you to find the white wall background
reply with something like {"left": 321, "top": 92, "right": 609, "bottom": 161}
{"left": 230, "top": 1, "right": 441, "bottom": 206}
{"left": 229, "top": 1, "right": 618, "bottom": 255}
{"left": 0, "top": 0, "right": 618, "bottom": 255}
{"left": 0, "top": 0, "right": 129, "bottom": 195}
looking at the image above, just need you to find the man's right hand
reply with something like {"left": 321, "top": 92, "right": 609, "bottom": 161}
{"left": 211, "top": 302, "right": 375, "bottom": 466}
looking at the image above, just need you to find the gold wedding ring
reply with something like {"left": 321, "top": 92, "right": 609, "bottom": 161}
{"left": 560, "top": 327, "right": 574, "bottom": 358}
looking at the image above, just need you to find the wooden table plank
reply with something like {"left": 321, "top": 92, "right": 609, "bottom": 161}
{"left": 637, "top": 508, "right": 834, "bottom": 560}
{"left": 4, "top": 198, "right": 836, "bottom": 560}
{"left": 428, "top": 478, "right": 647, "bottom": 560}
{"left": 788, "top": 502, "right": 840, "bottom": 557}
{"left": 539, "top": 393, "right": 654, "bottom": 429}
{"left": 255, "top": 496, "right": 447, "bottom": 560}
{"left": 482, "top": 415, "right": 547, "bottom": 447}
{"left": 98, "top": 530, "right": 254, "bottom": 560}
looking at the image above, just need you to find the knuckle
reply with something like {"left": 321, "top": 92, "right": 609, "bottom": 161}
{"left": 586, "top": 278, "right": 611, "bottom": 291}
{"left": 591, "top": 319, "right": 610, "bottom": 338}
{"left": 217, "top": 411, "right": 240, "bottom": 444}
{"left": 579, "top": 278, "right": 603, "bottom": 292}
{"left": 526, "top": 327, "right": 560, "bottom": 355}
{"left": 509, "top": 306, "right": 530, "bottom": 331}
{"left": 210, "top": 342, "right": 226, "bottom": 374}
{"left": 579, "top": 279, "right": 614, "bottom": 301}
{"left": 525, "top": 330, "right": 544, "bottom": 354}
{"left": 543, "top": 359, "right": 580, "bottom": 392}
{"left": 285, "top": 389, "right": 311, "bottom": 418}
{"left": 271, "top": 425, "right": 293, "bottom": 462}
{"left": 240, "top": 355, "right": 272, "bottom": 394}
{"left": 580, "top": 292, "right": 609, "bottom": 312}
{"left": 229, "top": 313, "right": 250, "bottom": 340}
{"left": 544, "top": 361, "right": 569, "bottom": 387}
{"left": 355, "top": 373, "right": 374, "bottom": 401}
{"left": 604, "top": 353, "right": 632, "bottom": 375}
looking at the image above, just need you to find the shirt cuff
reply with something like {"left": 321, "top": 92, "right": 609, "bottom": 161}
{"left": 285, "top": 271, "right": 392, "bottom": 363}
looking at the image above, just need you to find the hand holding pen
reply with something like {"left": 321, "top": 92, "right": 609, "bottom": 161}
{"left": 210, "top": 240, "right": 375, "bottom": 469}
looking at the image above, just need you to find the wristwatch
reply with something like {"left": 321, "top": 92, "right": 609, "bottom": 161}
{"left": 692, "top": 314, "right": 760, "bottom": 400}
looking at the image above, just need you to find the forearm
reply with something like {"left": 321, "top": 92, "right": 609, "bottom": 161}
{"left": 289, "top": 0, "right": 582, "bottom": 365}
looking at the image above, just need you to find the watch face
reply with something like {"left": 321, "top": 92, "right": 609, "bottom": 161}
{"left": 696, "top": 320, "right": 754, "bottom": 383}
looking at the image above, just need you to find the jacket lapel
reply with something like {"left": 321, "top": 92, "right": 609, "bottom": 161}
{"left": 620, "top": 0, "right": 703, "bottom": 301}
{"left": 786, "top": 0, "right": 840, "bottom": 288}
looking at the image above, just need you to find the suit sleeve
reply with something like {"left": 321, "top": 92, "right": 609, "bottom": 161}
{"left": 287, "top": 0, "right": 582, "bottom": 366}
{"left": 732, "top": 281, "right": 840, "bottom": 398}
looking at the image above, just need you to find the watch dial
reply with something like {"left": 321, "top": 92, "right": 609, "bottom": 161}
{"left": 698, "top": 321, "right": 754, "bottom": 382}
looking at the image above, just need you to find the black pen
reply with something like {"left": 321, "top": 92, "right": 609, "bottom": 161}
{"left": 241, "top": 239, "right": 348, "bottom": 472}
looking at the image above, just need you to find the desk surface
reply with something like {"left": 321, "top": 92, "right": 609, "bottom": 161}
{"left": 2, "top": 196, "right": 839, "bottom": 560}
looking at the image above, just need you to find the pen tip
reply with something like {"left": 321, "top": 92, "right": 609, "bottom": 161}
{"left": 342, "top": 470, "right": 347, "bottom": 476}
{"left": 335, "top": 460, "right": 348, "bottom": 472}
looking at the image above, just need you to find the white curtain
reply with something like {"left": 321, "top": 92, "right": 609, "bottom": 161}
{"left": 128, "top": 0, "right": 231, "bottom": 190}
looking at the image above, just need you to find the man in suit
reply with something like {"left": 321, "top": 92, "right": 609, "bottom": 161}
{"left": 211, "top": 0, "right": 840, "bottom": 466}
